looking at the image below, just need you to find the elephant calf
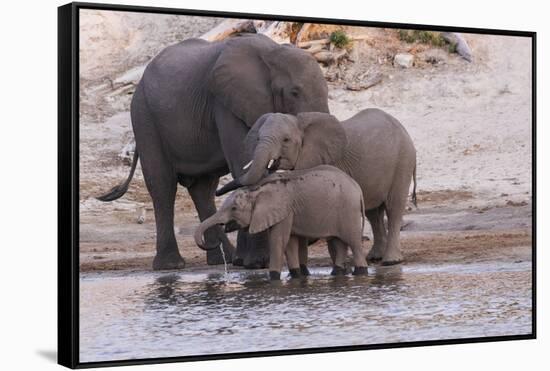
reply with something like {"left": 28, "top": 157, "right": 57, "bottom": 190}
{"left": 195, "top": 165, "right": 367, "bottom": 280}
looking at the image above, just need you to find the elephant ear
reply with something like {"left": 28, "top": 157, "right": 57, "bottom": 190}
{"left": 209, "top": 35, "right": 276, "bottom": 126}
{"left": 249, "top": 184, "right": 292, "bottom": 234}
{"left": 295, "top": 112, "right": 347, "bottom": 169}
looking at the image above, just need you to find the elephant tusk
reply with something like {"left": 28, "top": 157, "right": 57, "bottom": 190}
{"left": 242, "top": 160, "right": 253, "bottom": 170}
{"left": 267, "top": 159, "right": 275, "bottom": 169}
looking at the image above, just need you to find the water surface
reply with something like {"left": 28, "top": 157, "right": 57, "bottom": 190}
{"left": 80, "top": 261, "right": 532, "bottom": 362}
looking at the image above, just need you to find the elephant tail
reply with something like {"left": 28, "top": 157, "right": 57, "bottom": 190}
{"left": 96, "top": 150, "right": 139, "bottom": 202}
{"left": 360, "top": 191, "right": 366, "bottom": 239}
{"left": 411, "top": 164, "right": 418, "bottom": 208}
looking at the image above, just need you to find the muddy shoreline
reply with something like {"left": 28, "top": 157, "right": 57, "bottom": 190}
{"left": 80, "top": 201, "right": 532, "bottom": 273}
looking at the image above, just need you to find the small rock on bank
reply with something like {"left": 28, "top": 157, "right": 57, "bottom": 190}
{"left": 394, "top": 53, "right": 414, "bottom": 68}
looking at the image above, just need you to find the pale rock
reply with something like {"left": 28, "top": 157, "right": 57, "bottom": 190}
{"left": 393, "top": 53, "right": 415, "bottom": 68}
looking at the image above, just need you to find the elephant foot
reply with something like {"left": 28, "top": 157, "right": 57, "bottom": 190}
{"left": 330, "top": 265, "right": 347, "bottom": 276}
{"left": 269, "top": 271, "right": 281, "bottom": 281}
{"left": 244, "top": 259, "right": 269, "bottom": 270}
{"left": 381, "top": 250, "right": 403, "bottom": 266}
{"left": 288, "top": 268, "right": 302, "bottom": 279}
{"left": 367, "top": 256, "right": 382, "bottom": 264}
{"left": 206, "top": 244, "right": 234, "bottom": 266}
{"left": 381, "top": 259, "right": 403, "bottom": 266}
{"left": 300, "top": 264, "right": 310, "bottom": 276}
{"left": 353, "top": 266, "right": 369, "bottom": 276}
{"left": 367, "top": 248, "right": 384, "bottom": 264}
{"left": 152, "top": 252, "right": 186, "bottom": 271}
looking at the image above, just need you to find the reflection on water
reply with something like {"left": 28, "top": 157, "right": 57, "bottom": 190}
{"left": 79, "top": 262, "right": 532, "bottom": 362}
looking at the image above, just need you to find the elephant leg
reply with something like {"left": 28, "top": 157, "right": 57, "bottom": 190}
{"left": 328, "top": 238, "right": 348, "bottom": 275}
{"left": 349, "top": 235, "right": 368, "bottom": 276}
{"left": 233, "top": 231, "right": 247, "bottom": 266}
{"left": 298, "top": 237, "right": 310, "bottom": 276}
{"left": 132, "top": 87, "right": 184, "bottom": 270}
{"left": 285, "top": 236, "right": 301, "bottom": 278}
{"left": 147, "top": 174, "right": 183, "bottom": 270}
{"left": 382, "top": 189, "right": 409, "bottom": 266}
{"left": 366, "top": 205, "right": 387, "bottom": 263}
{"left": 140, "top": 160, "right": 183, "bottom": 270}
{"left": 214, "top": 106, "right": 270, "bottom": 269}
{"left": 327, "top": 239, "right": 337, "bottom": 264}
{"left": 234, "top": 230, "right": 269, "bottom": 268}
{"left": 245, "top": 231, "right": 270, "bottom": 269}
{"left": 267, "top": 216, "right": 293, "bottom": 280}
{"left": 186, "top": 174, "right": 235, "bottom": 265}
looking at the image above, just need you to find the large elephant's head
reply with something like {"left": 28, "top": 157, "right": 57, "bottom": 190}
{"left": 209, "top": 34, "right": 329, "bottom": 126}
{"left": 195, "top": 184, "right": 292, "bottom": 249}
{"left": 216, "top": 112, "right": 346, "bottom": 195}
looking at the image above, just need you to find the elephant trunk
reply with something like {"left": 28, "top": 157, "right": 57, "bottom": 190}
{"left": 216, "top": 142, "right": 276, "bottom": 196}
{"left": 194, "top": 212, "right": 229, "bottom": 251}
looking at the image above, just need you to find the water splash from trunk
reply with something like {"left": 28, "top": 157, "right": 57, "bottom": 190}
{"left": 219, "top": 246, "right": 228, "bottom": 278}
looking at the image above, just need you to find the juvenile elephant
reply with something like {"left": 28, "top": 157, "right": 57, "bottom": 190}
{"left": 217, "top": 109, "right": 417, "bottom": 265}
{"left": 195, "top": 165, "right": 367, "bottom": 280}
{"left": 96, "top": 34, "right": 329, "bottom": 270}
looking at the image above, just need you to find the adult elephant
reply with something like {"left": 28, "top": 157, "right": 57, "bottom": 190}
{"left": 97, "top": 34, "right": 329, "bottom": 270}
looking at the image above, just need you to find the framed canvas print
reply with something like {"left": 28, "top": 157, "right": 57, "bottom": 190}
{"left": 58, "top": 2, "right": 536, "bottom": 368}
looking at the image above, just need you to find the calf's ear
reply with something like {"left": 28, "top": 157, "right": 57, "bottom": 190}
{"left": 249, "top": 184, "right": 292, "bottom": 234}
{"left": 295, "top": 112, "right": 347, "bottom": 169}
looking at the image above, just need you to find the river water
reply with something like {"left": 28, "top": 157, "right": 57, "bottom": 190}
{"left": 79, "top": 261, "right": 532, "bottom": 363}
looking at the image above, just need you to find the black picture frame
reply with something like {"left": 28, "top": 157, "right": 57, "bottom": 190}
{"left": 58, "top": 2, "right": 537, "bottom": 369}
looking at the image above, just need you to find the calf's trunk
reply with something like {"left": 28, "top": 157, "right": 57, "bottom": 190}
{"left": 194, "top": 213, "right": 229, "bottom": 250}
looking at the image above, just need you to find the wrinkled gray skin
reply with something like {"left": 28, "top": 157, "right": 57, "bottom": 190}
{"left": 96, "top": 34, "right": 329, "bottom": 270}
{"left": 218, "top": 109, "right": 416, "bottom": 265}
{"left": 195, "top": 166, "right": 367, "bottom": 280}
